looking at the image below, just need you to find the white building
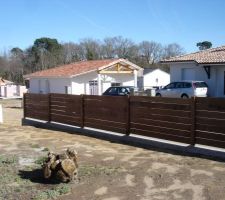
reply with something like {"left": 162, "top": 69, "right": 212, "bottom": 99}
{"left": 143, "top": 68, "right": 170, "bottom": 89}
{"left": 0, "top": 78, "right": 27, "bottom": 98}
{"left": 25, "top": 59, "right": 143, "bottom": 95}
{"left": 161, "top": 45, "right": 225, "bottom": 97}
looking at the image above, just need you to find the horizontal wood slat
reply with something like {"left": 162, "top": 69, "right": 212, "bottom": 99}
{"left": 85, "top": 122, "right": 126, "bottom": 134}
{"left": 130, "top": 128, "right": 190, "bottom": 144}
{"left": 131, "top": 123, "right": 190, "bottom": 137}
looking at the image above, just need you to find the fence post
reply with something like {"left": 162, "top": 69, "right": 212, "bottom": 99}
{"left": 48, "top": 93, "right": 51, "bottom": 122}
{"left": 81, "top": 95, "right": 85, "bottom": 128}
{"left": 190, "top": 97, "right": 196, "bottom": 145}
{"left": 23, "top": 93, "right": 27, "bottom": 119}
{"left": 126, "top": 96, "right": 130, "bottom": 135}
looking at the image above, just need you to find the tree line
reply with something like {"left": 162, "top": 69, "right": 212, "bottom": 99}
{"left": 0, "top": 36, "right": 184, "bottom": 84}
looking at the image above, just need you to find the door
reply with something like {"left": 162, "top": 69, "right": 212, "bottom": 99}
{"left": 89, "top": 81, "right": 98, "bottom": 95}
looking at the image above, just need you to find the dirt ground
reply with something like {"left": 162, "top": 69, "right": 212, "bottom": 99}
{"left": 1, "top": 99, "right": 225, "bottom": 200}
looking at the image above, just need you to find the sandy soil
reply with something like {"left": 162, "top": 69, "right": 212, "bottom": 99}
{"left": 0, "top": 99, "right": 225, "bottom": 200}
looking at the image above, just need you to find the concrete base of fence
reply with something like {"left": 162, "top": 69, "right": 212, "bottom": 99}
{"left": 22, "top": 118, "right": 225, "bottom": 161}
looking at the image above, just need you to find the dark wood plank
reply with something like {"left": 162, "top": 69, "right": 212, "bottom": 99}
{"left": 130, "top": 96, "right": 191, "bottom": 104}
{"left": 51, "top": 114, "right": 82, "bottom": 127}
{"left": 85, "top": 118, "right": 127, "bottom": 129}
{"left": 130, "top": 109, "right": 191, "bottom": 124}
{"left": 196, "top": 124, "right": 225, "bottom": 134}
{"left": 196, "top": 110, "right": 225, "bottom": 120}
{"left": 130, "top": 128, "right": 190, "bottom": 144}
{"left": 51, "top": 109, "right": 81, "bottom": 117}
{"left": 130, "top": 123, "right": 191, "bottom": 137}
{"left": 196, "top": 117, "right": 225, "bottom": 127}
{"left": 130, "top": 118, "right": 191, "bottom": 131}
{"left": 84, "top": 122, "right": 126, "bottom": 134}
{"left": 196, "top": 131, "right": 225, "bottom": 141}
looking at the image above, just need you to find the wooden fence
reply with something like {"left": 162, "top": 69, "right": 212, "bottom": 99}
{"left": 24, "top": 93, "right": 225, "bottom": 149}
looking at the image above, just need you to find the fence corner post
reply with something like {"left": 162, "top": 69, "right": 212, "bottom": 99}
{"left": 81, "top": 94, "right": 85, "bottom": 128}
{"left": 48, "top": 93, "right": 51, "bottom": 123}
{"left": 126, "top": 95, "right": 130, "bottom": 135}
{"left": 190, "top": 97, "right": 196, "bottom": 145}
{"left": 23, "top": 93, "right": 27, "bottom": 119}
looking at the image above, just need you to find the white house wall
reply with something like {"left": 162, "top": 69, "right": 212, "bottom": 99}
{"left": 29, "top": 78, "right": 72, "bottom": 94}
{"left": 143, "top": 69, "right": 170, "bottom": 88}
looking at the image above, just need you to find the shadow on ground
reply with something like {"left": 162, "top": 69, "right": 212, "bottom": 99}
{"left": 18, "top": 169, "right": 61, "bottom": 184}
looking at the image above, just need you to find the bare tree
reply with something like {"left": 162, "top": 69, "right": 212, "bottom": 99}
{"left": 139, "top": 41, "right": 163, "bottom": 65}
{"left": 163, "top": 43, "right": 184, "bottom": 59}
{"left": 79, "top": 38, "right": 102, "bottom": 60}
{"left": 62, "top": 42, "right": 84, "bottom": 63}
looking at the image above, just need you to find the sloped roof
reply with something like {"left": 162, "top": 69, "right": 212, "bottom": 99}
{"left": 0, "top": 78, "right": 13, "bottom": 86}
{"left": 161, "top": 45, "right": 225, "bottom": 64}
{"left": 24, "top": 58, "right": 142, "bottom": 78}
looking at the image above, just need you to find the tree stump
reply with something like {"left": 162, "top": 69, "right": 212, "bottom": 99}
{"left": 42, "top": 148, "right": 78, "bottom": 183}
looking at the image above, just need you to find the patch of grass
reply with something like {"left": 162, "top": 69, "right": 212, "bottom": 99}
{"left": 34, "top": 156, "right": 48, "bottom": 165}
{"left": 0, "top": 155, "right": 18, "bottom": 166}
{"left": 33, "top": 184, "right": 71, "bottom": 200}
{"left": 79, "top": 165, "right": 121, "bottom": 177}
{"left": 30, "top": 144, "right": 41, "bottom": 149}
{"left": 42, "top": 147, "right": 49, "bottom": 152}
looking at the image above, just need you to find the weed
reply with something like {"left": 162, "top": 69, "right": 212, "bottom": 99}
{"left": 0, "top": 155, "right": 18, "bottom": 166}
{"left": 30, "top": 144, "right": 40, "bottom": 149}
{"left": 33, "top": 184, "right": 71, "bottom": 200}
{"left": 34, "top": 156, "right": 48, "bottom": 165}
{"left": 42, "top": 147, "right": 49, "bottom": 152}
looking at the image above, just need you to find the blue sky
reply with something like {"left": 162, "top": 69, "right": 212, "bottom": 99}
{"left": 0, "top": 0, "right": 225, "bottom": 53}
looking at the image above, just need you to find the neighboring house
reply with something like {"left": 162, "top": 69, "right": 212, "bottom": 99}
{"left": 161, "top": 45, "right": 225, "bottom": 97}
{"left": 143, "top": 68, "right": 170, "bottom": 89}
{"left": 0, "top": 77, "right": 27, "bottom": 98}
{"left": 24, "top": 59, "right": 143, "bottom": 95}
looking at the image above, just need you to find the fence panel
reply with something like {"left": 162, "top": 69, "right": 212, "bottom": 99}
{"left": 24, "top": 93, "right": 49, "bottom": 121}
{"left": 130, "top": 96, "right": 192, "bottom": 144}
{"left": 50, "top": 93, "right": 83, "bottom": 127}
{"left": 195, "top": 98, "right": 225, "bottom": 148}
{"left": 24, "top": 93, "right": 225, "bottom": 149}
{"left": 84, "top": 95, "right": 128, "bottom": 134}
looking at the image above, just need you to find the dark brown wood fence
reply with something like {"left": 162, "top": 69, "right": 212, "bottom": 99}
{"left": 24, "top": 93, "right": 225, "bottom": 149}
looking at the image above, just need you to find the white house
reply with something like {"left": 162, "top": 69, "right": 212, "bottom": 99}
{"left": 0, "top": 78, "right": 27, "bottom": 98}
{"left": 161, "top": 45, "right": 225, "bottom": 97}
{"left": 24, "top": 59, "right": 143, "bottom": 95}
{"left": 143, "top": 68, "right": 170, "bottom": 89}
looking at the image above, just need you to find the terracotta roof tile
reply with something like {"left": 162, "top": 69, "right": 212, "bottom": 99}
{"left": 161, "top": 45, "right": 225, "bottom": 64}
{"left": 25, "top": 59, "right": 120, "bottom": 78}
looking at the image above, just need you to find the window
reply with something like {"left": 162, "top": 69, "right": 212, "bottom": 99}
{"left": 107, "top": 87, "right": 118, "bottom": 95}
{"left": 183, "top": 82, "right": 192, "bottom": 88}
{"left": 175, "top": 82, "right": 183, "bottom": 88}
{"left": 165, "top": 83, "right": 176, "bottom": 89}
{"left": 118, "top": 87, "right": 129, "bottom": 95}
{"left": 193, "top": 82, "right": 208, "bottom": 88}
